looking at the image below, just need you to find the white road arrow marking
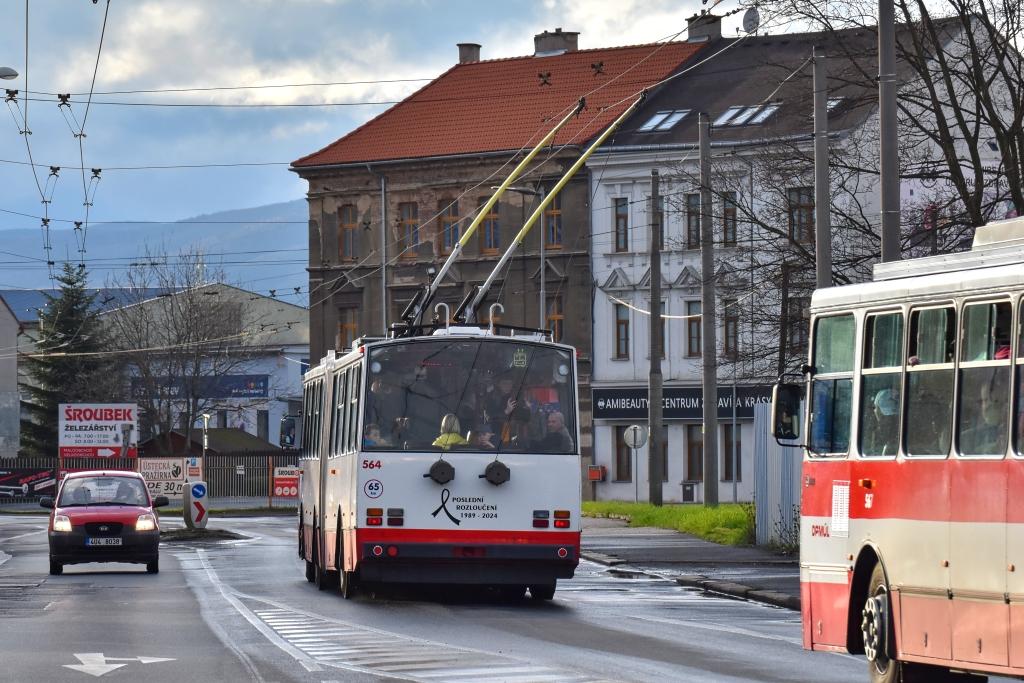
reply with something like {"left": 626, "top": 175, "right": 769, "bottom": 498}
{"left": 62, "top": 653, "right": 175, "bottom": 677}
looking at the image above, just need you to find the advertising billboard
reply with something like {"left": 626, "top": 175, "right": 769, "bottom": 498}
{"left": 58, "top": 403, "right": 139, "bottom": 458}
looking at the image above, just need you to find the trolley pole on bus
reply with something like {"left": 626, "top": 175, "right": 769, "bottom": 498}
{"left": 699, "top": 114, "right": 720, "bottom": 507}
{"left": 648, "top": 170, "right": 664, "bottom": 506}
{"left": 813, "top": 46, "right": 832, "bottom": 290}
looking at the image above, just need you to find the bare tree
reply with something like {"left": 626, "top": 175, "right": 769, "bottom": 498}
{"left": 103, "top": 250, "right": 275, "bottom": 454}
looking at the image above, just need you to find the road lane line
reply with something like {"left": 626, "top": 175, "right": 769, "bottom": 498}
{"left": 0, "top": 529, "right": 47, "bottom": 543}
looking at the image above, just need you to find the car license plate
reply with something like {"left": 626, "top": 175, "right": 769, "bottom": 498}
{"left": 86, "top": 537, "right": 122, "bottom": 546}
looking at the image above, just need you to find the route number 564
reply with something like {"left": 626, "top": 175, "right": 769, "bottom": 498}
{"left": 362, "top": 460, "right": 382, "bottom": 470}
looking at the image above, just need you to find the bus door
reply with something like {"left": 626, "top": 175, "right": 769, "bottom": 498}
{"left": 1012, "top": 321, "right": 1024, "bottom": 669}
{"left": 804, "top": 313, "right": 855, "bottom": 649}
{"left": 949, "top": 301, "right": 1010, "bottom": 667}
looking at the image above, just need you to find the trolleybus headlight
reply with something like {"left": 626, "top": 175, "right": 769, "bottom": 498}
{"left": 135, "top": 513, "right": 157, "bottom": 531}
{"left": 53, "top": 515, "right": 72, "bottom": 532}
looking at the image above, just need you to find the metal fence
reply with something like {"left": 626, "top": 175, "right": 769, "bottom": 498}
{"left": 753, "top": 402, "right": 803, "bottom": 547}
{"left": 0, "top": 451, "right": 300, "bottom": 506}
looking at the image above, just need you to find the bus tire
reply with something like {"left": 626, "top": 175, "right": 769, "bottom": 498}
{"left": 340, "top": 570, "right": 357, "bottom": 599}
{"left": 305, "top": 560, "right": 315, "bottom": 583}
{"left": 529, "top": 582, "right": 556, "bottom": 601}
{"left": 863, "top": 562, "right": 898, "bottom": 683}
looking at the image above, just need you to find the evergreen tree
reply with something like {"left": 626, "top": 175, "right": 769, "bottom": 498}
{"left": 19, "top": 264, "right": 121, "bottom": 458}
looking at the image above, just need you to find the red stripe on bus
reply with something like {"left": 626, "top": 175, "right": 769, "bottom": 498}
{"left": 355, "top": 528, "right": 581, "bottom": 546}
{"left": 799, "top": 459, "right": 1024, "bottom": 523}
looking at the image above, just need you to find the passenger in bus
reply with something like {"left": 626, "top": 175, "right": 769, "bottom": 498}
{"left": 960, "top": 377, "right": 1007, "bottom": 454}
{"left": 536, "top": 411, "right": 573, "bottom": 453}
{"left": 362, "top": 423, "right": 389, "bottom": 448}
{"left": 467, "top": 424, "right": 496, "bottom": 449}
{"left": 367, "top": 377, "right": 403, "bottom": 440}
{"left": 486, "top": 376, "right": 531, "bottom": 443}
{"left": 433, "top": 413, "right": 468, "bottom": 450}
{"left": 866, "top": 389, "right": 899, "bottom": 456}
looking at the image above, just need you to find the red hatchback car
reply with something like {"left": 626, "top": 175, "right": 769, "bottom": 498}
{"left": 41, "top": 470, "right": 168, "bottom": 575}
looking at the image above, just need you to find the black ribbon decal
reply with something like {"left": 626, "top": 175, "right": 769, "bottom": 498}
{"left": 431, "top": 487, "right": 460, "bottom": 525}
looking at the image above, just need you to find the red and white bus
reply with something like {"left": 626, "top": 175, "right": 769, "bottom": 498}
{"left": 772, "top": 217, "right": 1024, "bottom": 682}
{"left": 298, "top": 325, "right": 581, "bottom": 599}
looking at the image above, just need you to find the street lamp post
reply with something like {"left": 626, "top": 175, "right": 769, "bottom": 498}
{"left": 201, "top": 413, "right": 211, "bottom": 480}
{"left": 500, "top": 185, "right": 545, "bottom": 327}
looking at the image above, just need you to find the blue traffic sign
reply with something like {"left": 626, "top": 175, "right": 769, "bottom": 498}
{"left": 191, "top": 483, "right": 207, "bottom": 499}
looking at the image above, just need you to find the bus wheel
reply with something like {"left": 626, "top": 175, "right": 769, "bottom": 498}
{"left": 305, "top": 560, "right": 315, "bottom": 583}
{"left": 862, "top": 563, "right": 898, "bottom": 683}
{"left": 529, "top": 583, "right": 556, "bottom": 601}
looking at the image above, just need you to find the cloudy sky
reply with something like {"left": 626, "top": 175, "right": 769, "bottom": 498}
{"left": 0, "top": 0, "right": 758, "bottom": 235}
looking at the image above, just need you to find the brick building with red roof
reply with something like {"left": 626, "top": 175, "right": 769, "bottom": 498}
{"left": 291, "top": 27, "right": 706, "bottom": 472}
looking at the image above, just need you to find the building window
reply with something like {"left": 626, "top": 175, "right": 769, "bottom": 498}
{"left": 614, "top": 426, "right": 631, "bottom": 482}
{"left": 545, "top": 193, "right": 562, "bottom": 248}
{"left": 651, "top": 195, "right": 665, "bottom": 250}
{"left": 399, "top": 202, "right": 419, "bottom": 259}
{"left": 339, "top": 204, "right": 357, "bottom": 261}
{"left": 722, "top": 423, "right": 742, "bottom": 482}
{"left": 614, "top": 303, "right": 630, "bottom": 359}
{"left": 686, "top": 424, "right": 703, "bottom": 481}
{"left": 217, "top": 409, "right": 228, "bottom": 428}
{"left": 337, "top": 308, "right": 358, "bottom": 350}
{"left": 480, "top": 198, "right": 500, "bottom": 254}
{"left": 257, "top": 410, "right": 269, "bottom": 442}
{"left": 722, "top": 192, "right": 737, "bottom": 247}
{"left": 723, "top": 298, "right": 739, "bottom": 359}
{"left": 787, "top": 296, "right": 810, "bottom": 352}
{"left": 686, "top": 193, "right": 701, "bottom": 249}
{"left": 687, "top": 301, "right": 702, "bottom": 357}
{"left": 787, "top": 187, "right": 814, "bottom": 243}
{"left": 638, "top": 109, "right": 690, "bottom": 132}
{"left": 614, "top": 197, "right": 629, "bottom": 252}
{"left": 546, "top": 295, "right": 564, "bottom": 343}
{"left": 439, "top": 200, "right": 459, "bottom": 255}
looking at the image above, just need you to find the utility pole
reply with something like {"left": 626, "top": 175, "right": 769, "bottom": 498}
{"left": 380, "top": 175, "right": 388, "bottom": 334}
{"left": 648, "top": 170, "right": 664, "bottom": 506}
{"left": 879, "top": 0, "right": 900, "bottom": 262}
{"left": 699, "top": 114, "right": 719, "bottom": 507}
{"left": 813, "top": 46, "right": 832, "bottom": 290}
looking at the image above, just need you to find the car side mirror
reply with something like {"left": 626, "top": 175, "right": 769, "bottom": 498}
{"left": 151, "top": 496, "right": 170, "bottom": 509}
{"left": 39, "top": 496, "right": 54, "bottom": 509}
{"left": 771, "top": 383, "right": 802, "bottom": 442}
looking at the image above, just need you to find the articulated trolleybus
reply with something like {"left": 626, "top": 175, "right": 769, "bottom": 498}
{"left": 772, "top": 217, "right": 1024, "bottom": 682}
{"left": 298, "top": 325, "right": 581, "bottom": 599}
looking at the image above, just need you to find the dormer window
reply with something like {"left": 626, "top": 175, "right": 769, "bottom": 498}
{"left": 827, "top": 97, "right": 845, "bottom": 113}
{"left": 637, "top": 109, "right": 690, "bottom": 132}
{"left": 749, "top": 103, "right": 780, "bottom": 124}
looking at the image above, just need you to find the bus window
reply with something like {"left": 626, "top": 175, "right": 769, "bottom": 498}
{"left": 860, "top": 312, "right": 903, "bottom": 456}
{"left": 905, "top": 307, "right": 955, "bottom": 456}
{"left": 809, "top": 314, "right": 855, "bottom": 454}
{"left": 958, "top": 302, "right": 1010, "bottom": 456}
{"left": 364, "top": 340, "right": 577, "bottom": 454}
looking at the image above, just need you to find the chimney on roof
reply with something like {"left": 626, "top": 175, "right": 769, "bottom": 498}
{"left": 534, "top": 27, "right": 579, "bottom": 56}
{"left": 687, "top": 12, "right": 722, "bottom": 42}
{"left": 457, "top": 42, "right": 481, "bottom": 64}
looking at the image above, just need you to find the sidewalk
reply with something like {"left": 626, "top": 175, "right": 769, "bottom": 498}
{"left": 580, "top": 516, "right": 800, "bottom": 611}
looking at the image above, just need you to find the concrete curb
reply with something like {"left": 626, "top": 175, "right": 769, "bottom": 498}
{"left": 674, "top": 574, "right": 801, "bottom": 611}
{"left": 580, "top": 551, "right": 626, "bottom": 566}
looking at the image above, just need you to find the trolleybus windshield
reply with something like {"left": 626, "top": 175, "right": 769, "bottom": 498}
{"left": 364, "top": 340, "right": 576, "bottom": 454}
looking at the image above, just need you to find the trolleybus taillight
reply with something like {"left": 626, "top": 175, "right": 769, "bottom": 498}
{"left": 367, "top": 508, "right": 383, "bottom": 526}
{"left": 387, "top": 508, "right": 404, "bottom": 526}
{"left": 532, "top": 510, "right": 550, "bottom": 528}
{"left": 553, "top": 510, "right": 571, "bottom": 528}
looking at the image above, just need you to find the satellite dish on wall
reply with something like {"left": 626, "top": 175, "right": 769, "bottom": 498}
{"left": 742, "top": 7, "right": 760, "bottom": 34}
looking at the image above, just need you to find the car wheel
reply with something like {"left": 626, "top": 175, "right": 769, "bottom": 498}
{"left": 529, "top": 582, "right": 556, "bottom": 601}
{"left": 49, "top": 559, "right": 63, "bottom": 576}
{"left": 146, "top": 559, "right": 159, "bottom": 574}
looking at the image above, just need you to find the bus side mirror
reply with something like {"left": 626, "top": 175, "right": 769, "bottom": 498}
{"left": 771, "top": 383, "right": 802, "bottom": 442}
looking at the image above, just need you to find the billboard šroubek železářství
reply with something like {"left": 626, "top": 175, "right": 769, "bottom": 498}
{"left": 58, "top": 404, "right": 139, "bottom": 458}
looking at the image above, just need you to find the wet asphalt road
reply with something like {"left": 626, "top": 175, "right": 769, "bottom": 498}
{"left": 0, "top": 514, "right": 992, "bottom": 683}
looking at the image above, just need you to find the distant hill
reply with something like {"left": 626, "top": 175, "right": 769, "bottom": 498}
{"left": 0, "top": 199, "right": 309, "bottom": 298}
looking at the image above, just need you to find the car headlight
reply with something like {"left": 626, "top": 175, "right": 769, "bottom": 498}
{"left": 53, "top": 515, "right": 72, "bottom": 533}
{"left": 135, "top": 513, "right": 157, "bottom": 532}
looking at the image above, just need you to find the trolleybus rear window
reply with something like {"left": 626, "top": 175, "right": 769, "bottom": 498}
{"left": 364, "top": 340, "right": 576, "bottom": 454}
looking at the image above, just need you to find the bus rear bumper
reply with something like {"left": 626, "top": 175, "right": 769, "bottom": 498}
{"left": 357, "top": 541, "right": 578, "bottom": 584}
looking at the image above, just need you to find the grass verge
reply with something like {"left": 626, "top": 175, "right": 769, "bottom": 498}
{"left": 582, "top": 501, "right": 755, "bottom": 546}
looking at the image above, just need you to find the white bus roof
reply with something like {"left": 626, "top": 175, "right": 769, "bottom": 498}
{"left": 813, "top": 216, "right": 1024, "bottom": 313}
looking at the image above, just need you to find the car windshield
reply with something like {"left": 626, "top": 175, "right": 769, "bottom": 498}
{"left": 364, "top": 339, "right": 577, "bottom": 454}
{"left": 58, "top": 476, "right": 148, "bottom": 507}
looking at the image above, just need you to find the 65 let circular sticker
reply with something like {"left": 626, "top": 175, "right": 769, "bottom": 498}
{"left": 364, "top": 479, "right": 383, "bottom": 498}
